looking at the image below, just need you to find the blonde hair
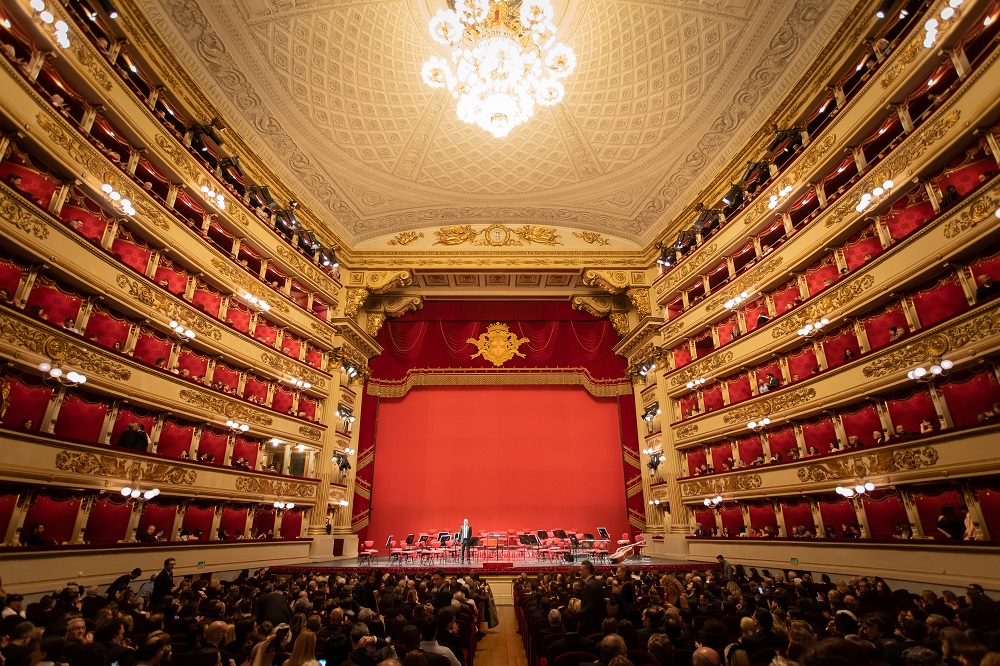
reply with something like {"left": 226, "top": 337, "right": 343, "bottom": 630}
{"left": 285, "top": 630, "right": 317, "bottom": 666}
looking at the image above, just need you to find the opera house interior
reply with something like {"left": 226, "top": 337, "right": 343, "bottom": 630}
{"left": 1, "top": 0, "right": 1000, "bottom": 661}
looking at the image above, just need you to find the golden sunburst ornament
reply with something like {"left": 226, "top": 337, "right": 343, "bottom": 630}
{"left": 467, "top": 322, "right": 530, "bottom": 366}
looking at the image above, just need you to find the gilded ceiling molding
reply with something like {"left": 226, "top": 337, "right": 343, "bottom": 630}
{"left": 609, "top": 313, "right": 630, "bottom": 338}
{"left": 676, "top": 424, "right": 699, "bottom": 440}
{"left": 387, "top": 232, "right": 424, "bottom": 246}
{"left": 115, "top": 274, "right": 222, "bottom": 341}
{"left": 769, "top": 275, "right": 876, "bottom": 338}
{"left": 209, "top": 259, "right": 290, "bottom": 315}
{"left": 582, "top": 270, "right": 630, "bottom": 295}
{"left": 298, "top": 425, "right": 323, "bottom": 441}
{"left": 234, "top": 476, "right": 316, "bottom": 498}
{"left": 364, "top": 295, "right": 424, "bottom": 337}
{"left": 680, "top": 474, "right": 763, "bottom": 497}
{"left": 177, "top": 389, "right": 273, "bottom": 426}
{"left": 797, "top": 446, "right": 939, "bottom": 482}
{"left": 260, "top": 352, "right": 327, "bottom": 390}
{"left": 573, "top": 231, "right": 611, "bottom": 246}
{"left": 344, "top": 289, "right": 369, "bottom": 319}
{"left": 0, "top": 187, "right": 49, "bottom": 240}
{"left": 655, "top": 244, "right": 717, "bottom": 296}
{"left": 54, "top": 450, "right": 197, "bottom": 485}
{"left": 721, "top": 387, "right": 817, "bottom": 424}
{"left": 365, "top": 271, "right": 413, "bottom": 294}
{"left": 432, "top": 224, "right": 562, "bottom": 247}
{"left": 671, "top": 351, "right": 735, "bottom": 388}
{"left": 0, "top": 310, "right": 132, "bottom": 381}
{"left": 942, "top": 182, "right": 1000, "bottom": 239}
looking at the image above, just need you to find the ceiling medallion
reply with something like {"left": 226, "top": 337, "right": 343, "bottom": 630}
{"left": 422, "top": 0, "right": 576, "bottom": 138}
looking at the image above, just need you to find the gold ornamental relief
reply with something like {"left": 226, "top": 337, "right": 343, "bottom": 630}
{"left": 433, "top": 224, "right": 562, "bottom": 247}
{"left": 573, "top": 231, "right": 611, "bottom": 246}
{"left": 467, "top": 323, "right": 530, "bottom": 367}
{"left": 388, "top": 231, "right": 424, "bottom": 246}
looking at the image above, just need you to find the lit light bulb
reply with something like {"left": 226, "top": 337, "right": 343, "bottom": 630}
{"left": 941, "top": 359, "right": 954, "bottom": 370}
{"left": 49, "top": 368, "right": 62, "bottom": 378}
{"left": 864, "top": 482, "right": 875, "bottom": 491}
{"left": 121, "top": 487, "right": 132, "bottom": 496}
{"left": 38, "top": 362, "right": 52, "bottom": 372}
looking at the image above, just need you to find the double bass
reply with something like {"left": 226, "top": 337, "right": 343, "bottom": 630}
{"left": 608, "top": 543, "right": 635, "bottom": 564}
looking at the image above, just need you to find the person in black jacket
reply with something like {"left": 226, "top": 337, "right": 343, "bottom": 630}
{"left": 738, "top": 609, "right": 789, "bottom": 656}
{"left": 547, "top": 611, "right": 596, "bottom": 664}
{"left": 255, "top": 584, "right": 292, "bottom": 626}
{"left": 578, "top": 560, "right": 606, "bottom": 636}
{"left": 106, "top": 568, "right": 142, "bottom": 600}
{"left": 151, "top": 558, "right": 176, "bottom": 606}
{"left": 431, "top": 571, "right": 452, "bottom": 610}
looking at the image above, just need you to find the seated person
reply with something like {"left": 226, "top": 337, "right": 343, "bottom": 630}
{"left": 975, "top": 275, "right": 1000, "bottom": 302}
{"left": 888, "top": 325, "right": 904, "bottom": 341}
{"left": 919, "top": 418, "right": 936, "bottom": 434}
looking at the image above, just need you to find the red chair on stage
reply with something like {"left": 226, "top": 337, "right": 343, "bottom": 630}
{"left": 359, "top": 540, "right": 379, "bottom": 564}
{"left": 633, "top": 534, "right": 649, "bottom": 562}
{"left": 617, "top": 532, "right": 631, "bottom": 546}
{"left": 388, "top": 540, "right": 405, "bottom": 563}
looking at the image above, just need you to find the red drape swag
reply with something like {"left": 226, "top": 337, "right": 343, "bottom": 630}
{"left": 821, "top": 326, "right": 861, "bottom": 370}
{"left": 800, "top": 417, "right": 836, "bottom": 451}
{"left": 0, "top": 375, "right": 53, "bottom": 431}
{"left": 53, "top": 392, "right": 109, "bottom": 443}
{"left": 687, "top": 449, "right": 707, "bottom": 476}
{"left": 863, "top": 304, "right": 909, "bottom": 352}
{"left": 369, "top": 301, "right": 627, "bottom": 381}
{"left": 280, "top": 510, "right": 303, "bottom": 538}
{"left": 747, "top": 503, "right": 778, "bottom": 531}
{"left": 693, "top": 509, "right": 717, "bottom": 532}
{"left": 133, "top": 328, "right": 172, "bottom": 367}
{"left": 219, "top": 506, "right": 249, "bottom": 538}
{"left": 970, "top": 480, "right": 1000, "bottom": 540}
{"left": 156, "top": 418, "right": 195, "bottom": 458}
{"left": 911, "top": 486, "right": 964, "bottom": 539}
{"left": 938, "top": 369, "right": 1000, "bottom": 427}
{"left": 111, "top": 229, "right": 152, "bottom": 275}
{"left": 84, "top": 496, "right": 132, "bottom": 544}
{"left": 23, "top": 493, "right": 81, "bottom": 544}
{"left": 910, "top": 274, "right": 970, "bottom": 328}
{"left": 111, "top": 407, "right": 156, "bottom": 448}
{"left": 737, "top": 435, "right": 763, "bottom": 465}
{"left": 862, "top": 491, "right": 909, "bottom": 538}
{"left": 182, "top": 505, "right": 214, "bottom": 537}
{"left": 727, "top": 375, "right": 753, "bottom": 403}
{"left": 817, "top": 497, "right": 857, "bottom": 533}
{"left": 24, "top": 277, "right": 83, "bottom": 325}
{"left": 781, "top": 500, "right": 815, "bottom": 534}
{"left": 885, "top": 388, "right": 938, "bottom": 433}
{"left": 787, "top": 346, "right": 819, "bottom": 383}
{"left": 272, "top": 388, "right": 294, "bottom": 415}
{"left": 253, "top": 507, "right": 277, "bottom": 537}
{"left": 0, "top": 493, "right": 18, "bottom": 541}
{"left": 772, "top": 279, "right": 802, "bottom": 313}
{"left": 839, "top": 403, "right": 883, "bottom": 447}
{"left": 138, "top": 501, "right": 176, "bottom": 537}
{"left": 198, "top": 429, "right": 229, "bottom": 465}
{"left": 84, "top": 305, "right": 131, "bottom": 351}
{"left": 0, "top": 256, "right": 26, "bottom": 295}
{"left": 767, "top": 426, "right": 798, "bottom": 457}
{"left": 720, "top": 505, "right": 744, "bottom": 535}
{"left": 232, "top": 437, "right": 259, "bottom": 468}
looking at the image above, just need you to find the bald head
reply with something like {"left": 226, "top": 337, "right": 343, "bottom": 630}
{"left": 205, "top": 621, "right": 229, "bottom": 647}
{"left": 693, "top": 648, "right": 721, "bottom": 666}
{"left": 330, "top": 608, "right": 345, "bottom": 625}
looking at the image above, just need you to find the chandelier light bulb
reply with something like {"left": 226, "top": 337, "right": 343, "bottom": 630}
{"left": 49, "top": 367, "right": 62, "bottom": 378}
{"left": 38, "top": 362, "right": 51, "bottom": 372}
{"left": 913, "top": 367, "right": 927, "bottom": 377}
{"left": 130, "top": 489, "right": 141, "bottom": 498}
{"left": 941, "top": 7, "right": 955, "bottom": 19}
{"left": 941, "top": 359, "right": 954, "bottom": 370}
{"left": 930, "top": 364, "right": 942, "bottom": 374}
{"left": 121, "top": 487, "right": 132, "bottom": 496}
{"left": 865, "top": 482, "right": 875, "bottom": 491}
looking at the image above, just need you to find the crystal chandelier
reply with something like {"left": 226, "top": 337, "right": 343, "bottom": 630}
{"left": 422, "top": 0, "right": 576, "bottom": 138}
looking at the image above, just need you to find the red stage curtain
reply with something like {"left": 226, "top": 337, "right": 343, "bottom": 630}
{"left": 60, "top": 203, "right": 109, "bottom": 243}
{"left": 862, "top": 491, "right": 909, "bottom": 538}
{"left": 138, "top": 501, "right": 176, "bottom": 538}
{"left": 693, "top": 509, "right": 717, "bottom": 532}
{"left": 280, "top": 510, "right": 303, "bottom": 539}
{"left": 938, "top": 369, "right": 1000, "bottom": 427}
{"left": 176, "top": 348, "right": 210, "bottom": 381}
{"left": 710, "top": 444, "right": 733, "bottom": 471}
{"left": 703, "top": 386, "right": 724, "bottom": 413}
{"left": 787, "top": 346, "right": 819, "bottom": 383}
{"left": 191, "top": 283, "right": 222, "bottom": 318}
{"left": 111, "top": 230, "right": 152, "bottom": 275}
{"left": 910, "top": 274, "right": 970, "bottom": 328}
{"left": 83, "top": 497, "right": 132, "bottom": 544}
{"left": 219, "top": 506, "right": 249, "bottom": 538}
{"left": 863, "top": 304, "right": 909, "bottom": 352}
{"left": 971, "top": 480, "right": 1000, "bottom": 540}
{"left": 232, "top": 437, "right": 259, "bottom": 468}
{"left": 156, "top": 419, "right": 194, "bottom": 458}
{"left": 839, "top": 403, "right": 882, "bottom": 448}
{"left": 885, "top": 388, "right": 938, "bottom": 434}
{"left": 911, "top": 486, "right": 963, "bottom": 539}
{"left": 242, "top": 375, "right": 269, "bottom": 403}
{"left": 83, "top": 305, "right": 131, "bottom": 351}
{"left": 767, "top": 426, "right": 799, "bottom": 457}
{"left": 726, "top": 375, "right": 753, "bottom": 404}
{"left": 687, "top": 449, "right": 707, "bottom": 475}
{"left": 821, "top": 326, "right": 861, "bottom": 370}
{"left": 198, "top": 429, "right": 229, "bottom": 465}
{"left": 364, "top": 386, "right": 628, "bottom": 548}
{"left": 23, "top": 277, "right": 83, "bottom": 326}
{"left": 781, "top": 500, "right": 815, "bottom": 534}
{"left": 182, "top": 505, "right": 214, "bottom": 538}
{"left": 0, "top": 374, "right": 53, "bottom": 431}
{"left": 53, "top": 392, "right": 109, "bottom": 443}
{"left": 133, "top": 328, "right": 172, "bottom": 367}
{"left": 817, "top": 497, "right": 857, "bottom": 534}
{"left": 304, "top": 346, "right": 323, "bottom": 369}
{"left": 747, "top": 503, "right": 777, "bottom": 532}
{"left": 804, "top": 257, "right": 840, "bottom": 296}
{"left": 212, "top": 363, "right": 241, "bottom": 391}
{"left": 253, "top": 507, "right": 277, "bottom": 537}
{"left": 0, "top": 493, "right": 18, "bottom": 541}
{"left": 737, "top": 436, "right": 763, "bottom": 465}
{"left": 272, "top": 388, "right": 295, "bottom": 415}
{"left": 720, "top": 505, "right": 744, "bottom": 535}
{"left": 0, "top": 255, "right": 27, "bottom": 296}
{"left": 111, "top": 406, "right": 156, "bottom": 448}
{"left": 771, "top": 280, "right": 802, "bottom": 313}
{"left": 23, "top": 493, "right": 81, "bottom": 544}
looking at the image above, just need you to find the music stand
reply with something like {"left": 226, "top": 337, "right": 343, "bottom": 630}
{"left": 385, "top": 535, "right": 393, "bottom": 549}
{"left": 553, "top": 529, "right": 567, "bottom": 538}
{"left": 405, "top": 534, "right": 416, "bottom": 545}
{"left": 418, "top": 534, "right": 430, "bottom": 544}
{"left": 437, "top": 531, "right": 450, "bottom": 542}
{"left": 537, "top": 530, "right": 549, "bottom": 539}
{"left": 584, "top": 533, "right": 595, "bottom": 540}
{"left": 597, "top": 527, "right": 610, "bottom": 539}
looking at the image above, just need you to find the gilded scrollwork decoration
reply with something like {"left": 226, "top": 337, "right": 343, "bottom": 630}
{"left": 388, "top": 231, "right": 424, "bottom": 246}
{"left": 178, "top": 389, "right": 273, "bottom": 426}
{"left": 796, "top": 446, "right": 939, "bottom": 482}
{"left": 54, "top": 450, "right": 197, "bottom": 485}
{"left": 680, "top": 474, "right": 763, "bottom": 496}
{"left": 234, "top": 476, "right": 316, "bottom": 497}
{"left": 721, "top": 387, "right": 817, "bottom": 424}
{"left": 573, "top": 231, "right": 611, "bottom": 246}
{"left": 467, "top": 323, "right": 530, "bottom": 367}
{"left": 433, "top": 224, "right": 562, "bottom": 247}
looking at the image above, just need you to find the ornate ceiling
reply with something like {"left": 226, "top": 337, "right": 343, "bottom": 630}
{"left": 136, "top": 0, "right": 854, "bottom": 247}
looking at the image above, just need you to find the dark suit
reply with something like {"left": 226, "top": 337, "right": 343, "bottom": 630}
{"left": 433, "top": 584, "right": 453, "bottom": 610}
{"left": 579, "top": 576, "right": 606, "bottom": 635}
{"left": 739, "top": 630, "right": 788, "bottom": 656}
{"left": 547, "top": 633, "right": 597, "bottom": 664}
{"left": 255, "top": 591, "right": 292, "bottom": 625}
{"left": 151, "top": 568, "right": 173, "bottom": 605}
{"left": 459, "top": 524, "right": 473, "bottom": 563}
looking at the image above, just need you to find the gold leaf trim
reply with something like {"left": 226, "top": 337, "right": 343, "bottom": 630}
{"left": 680, "top": 474, "right": 763, "bottom": 497}
{"left": 0, "top": 186, "right": 49, "bottom": 240}
{"left": 178, "top": 389, "right": 273, "bottom": 426}
{"left": 298, "top": 425, "right": 323, "bottom": 441}
{"left": 796, "top": 446, "right": 938, "bottom": 482}
{"left": 721, "top": 387, "right": 817, "bottom": 424}
{"left": 0, "top": 311, "right": 131, "bottom": 380}
{"left": 234, "top": 475, "right": 316, "bottom": 497}
{"left": 54, "top": 450, "right": 196, "bottom": 485}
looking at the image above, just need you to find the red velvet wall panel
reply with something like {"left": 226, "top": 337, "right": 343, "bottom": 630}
{"left": 742, "top": 300, "right": 770, "bottom": 332}
{"left": 253, "top": 508, "right": 276, "bottom": 537}
{"left": 156, "top": 419, "right": 194, "bottom": 458}
{"left": 0, "top": 494, "right": 17, "bottom": 541}
{"left": 863, "top": 305, "right": 909, "bottom": 352}
{"left": 781, "top": 501, "right": 815, "bottom": 534}
{"left": 305, "top": 348, "right": 323, "bottom": 369}
{"left": 842, "top": 235, "right": 884, "bottom": 270}
{"left": 298, "top": 398, "right": 318, "bottom": 421}
{"left": 84, "top": 307, "right": 131, "bottom": 351}
{"left": 224, "top": 305, "right": 252, "bottom": 334}
{"left": 787, "top": 347, "right": 819, "bottom": 383}
{"left": 197, "top": 430, "right": 229, "bottom": 465}
{"left": 937, "top": 157, "right": 997, "bottom": 196}
{"left": 839, "top": 404, "right": 883, "bottom": 447}
{"left": 717, "top": 318, "right": 740, "bottom": 347}
{"left": 280, "top": 510, "right": 303, "bottom": 539}
{"left": 254, "top": 322, "right": 278, "bottom": 347}
{"left": 232, "top": 439, "right": 259, "bottom": 468}
{"left": 680, "top": 395, "right": 698, "bottom": 419}
{"left": 60, "top": 205, "right": 108, "bottom": 242}
{"left": 83, "top": 498, "right": 132, "bottom": 544}
{"left": 821, "top": 326, "right": 861, "bottom": 370}
{"left": 703, "top": 386, "right": 724, "bottom": 413}
{"left": 243, "top": 376, "right": 269, "bottom": 403}
{"left": 693, "top": 509, "right": 718, "bottom": 532}
{"left": 804, "top": 260, "right": 840, "bottom": 296}
{"left": 720, "top": 506, "right": 744, "bottom": 535}
{"left": 737, "top": 436, "right": 763, "bottom": 465}
{"left": 182, "top": 506, "right": 214, "bottom": 538}
{"left": 110, "top": 407, "right": 156, "bottom": 448}
{"left": 938, "top": 370, "right": 1000, "bottom": 427}
{"left": 53, "top": 393, "right": 109, "bottom": 443}
{"left": 862, "top": 492, "right": 909, "bottom": 538}
{"left": 885, "top": 389, "right": 938, "bottom": 434}
{"left": 153, "top": 262, "right": 189, "bottom": 296}
{"left": 969, "top": 249, "right": 1000, "bottom": 284}
{"left": 272, "top": 389, "right": 294, "bottom": 415}
{"left": 883, "top": 195, "right": 934, "bottom": 242}
{"left": 972, "top": 483, "right": 1000, "bottom": 541}
{"left": 747, "top": 503, "right": 778, "bottom": 531}
{"left": 687, "top": 449, "right": 707, "bottom": 476}
{"left": 176, "top": 349, "right": 210, "bottom": 380}
{"left": 0, "top": 162, "right": 58, "bottom": 206}
{"left": 24, "top": 280, "right": 82, "bottom": 326}
{"left": 727, "top": 375, "right": 753, "bottom": 403}
{"left": 910, "top": 276, "right": 970, "bottom": 329}
{"left": 711, "top": 444, "right": 733, "bottom": 470}
{"left": 219, "top": 507, "right": 249, "bottom": 539}
{"left": 281, "top": 336, "right": 302, "bottom": 358}
{"left": 138, "top": 502, "right": 176, "bottom": 538}
{"left": 133, "top": 329, "right": 172, "bottom": 367}
{"left": 771, "top": 282, "right": 802, "bottom": 313}
{"left": 191, "top": 288, "right": 221, "bottom": 317}
{"left": 912, "top": 487, "right": 963, "bottom": 539}
{"left": 0, "top": 376, "right": 53, "bottom": 431}
{"left": 673, "top": 346, "right": 692, "bottom": 369}
{"left": 800, "top": 418, "right": 836, "bottom": 451}
{"left": 365, "top": 386, "right": 628, "bottom": 548}
{"left": 817, "top": 498, "right": 857, "bottom": 534}
{"left": 111, "top": 234, "right": 152, "bottom": 274}
{"left": 0, "top": 257, "right": 26, "bottom": 295}
{"left": 766, "top": 426, "right": 798, "bottom": 457}
{"left": 212, "top": 364, "right": 240, "bottom": 390}
{"left": 23, "top": 495, "right": 81, "bottom": 544}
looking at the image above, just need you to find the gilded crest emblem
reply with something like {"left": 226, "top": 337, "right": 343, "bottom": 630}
{"left": 467, "top": 323, "right": 530, "bottom": 367}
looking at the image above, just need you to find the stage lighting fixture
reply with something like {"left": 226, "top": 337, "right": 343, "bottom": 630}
{"left": 876, "top": 0, "right": 893, "bottom": 18}
{"left": 97, "top": 0, "right": 119, "bottom": 19}
{"left": 657, "top": 245, "right": 670, "bottom": 266}
{"left": 219, "top": 156, "right": 245, "bottom": 178}
{"left": 722, "top": 183, "right": 744, "bottom": 206}
{"left": 191, "top": 124, "right": 223, "bottom": 147}
{"left": 251, "top": 185, "right": 278, "bottom": 209}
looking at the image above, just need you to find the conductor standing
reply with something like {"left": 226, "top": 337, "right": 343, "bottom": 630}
{"left": 459, "top": 518, "right": 473, "bottom": 564}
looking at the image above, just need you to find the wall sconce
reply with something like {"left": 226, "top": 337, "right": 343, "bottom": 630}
{"left": 101, "top": 183, "right": 135, "bottom": 216}
{"left": 241, "top": 292, "right": 271, "bottom": 312}
{"left": 703, "top": 495, "right": 723, "bottom": 507}
{"left": 273, "top": 501, "right": 295, "bottom": 510}
{"left": 338, "top": 499, "right": 349, "bottom": 507}
{"left": 686, "top": 378, "right": 707, "bottom": 390}
{"left": 29, "top": 0, "right": 71, "bottom": 48}
{"left": 747, "top": 417, "right": 771, "bottom": 431}
{"left": 797, "top": 317, "right": 830, "bottom": 337}
{"left": 836, "top": 482, "right": 875, "bottom": 497}
{"left": 907, "top": 358, "right": 953, "bottom": 381}
{"left": 642, "top": 403, "right": 661, "bottom": 422}
{"left": 168, "top": 320, "right": 196, "bottom": 340}
{"left": 200, "top": 184, "right": 226, "bottom": 211}
{"left": 724, "top": 291, "right": 751, "bottom": 311}
{"left": 285, "top": 377, "right": 312, "bottom": 390}
{"left": 341, "top": 363, "right": 359, "bottom": 379}
{"left": 856, "top": 179, "right": 894, "bottom": 212}
{"left": 226, "top": 420, "right": 250, "bottom": 432}
{"left": 38, "top": 361, "right": 87, "bottom": 386}
{"left": 638, "top": 361, "right": 657, "bottom": 377}
{"left": 268, "top": 438, "right": 281, "bottom": 447}
{"left": 122, "top": 486, "right": 159, "bottom": 500}
{"left": 767, "top": 184, "right": 794, "bottom": 210}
